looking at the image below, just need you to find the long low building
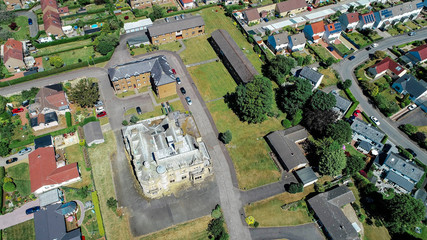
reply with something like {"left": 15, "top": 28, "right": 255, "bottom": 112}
{"left": 210, "top": 29, "right": 259, "bottom": 83}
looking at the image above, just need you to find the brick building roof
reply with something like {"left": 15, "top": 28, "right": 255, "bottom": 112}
{"left": 3, "top": 38, "right": 23, "bottom": 63}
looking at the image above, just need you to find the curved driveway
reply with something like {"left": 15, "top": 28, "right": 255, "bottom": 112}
{"left": 16, "top": 10, "right": 39, "bottom": 38}
{"left": 334, "top": 28, "right": 427, "bottom": 164}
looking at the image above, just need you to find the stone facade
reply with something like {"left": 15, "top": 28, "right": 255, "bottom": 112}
{"left": 112, "top": 72, "right": 151, "bottom": 92}
{"left": 151, "top": 25, "right": 205, "bottom": 45}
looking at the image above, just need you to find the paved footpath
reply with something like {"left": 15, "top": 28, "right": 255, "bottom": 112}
{"left": 0, "top": 199, "right": 40, "bottom": 230}
{"left": 250, "top": 224, "right": 325, "bottom": 240}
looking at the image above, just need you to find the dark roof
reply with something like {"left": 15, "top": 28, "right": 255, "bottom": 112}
{"left": 299, "top": 67, "right": 323, "bottom": 85}
{"left": 34, "top": 135, "right": 53, "bottom": 149}
{"left": 148, "top": 15, "right": 204, "bottom": 37}
{"left": 84, "top": 27, "right": 100, "bottom": 35}
{"left": 265, "top": 125, "right": 309, "bottom": 171}
{"left": 30, "top": 112, "right": 58, "bottom": 127}
{"left": 273, "top": 32, "right": 289, "bottom": 45}
{"left": 357, "top": 140, "right": 372, "bottom": 152}
{"left": 295, "top": 167, "right": 318, "bottom": 185}
{"left": 331, "top": 91, "right": 352, "bottom": 113}
{"left": 307, "top": 186, "right": 358, "bottom": 240}
{"left": 394, "top": 74, "right": 427, "bottom": 99}
{"left": 385, "top": 171, "right": 415, "bottom": 192}
{"left": 350, "top": 118, "right": 385, "bottom": 144}
{"left": 108, "top": 55, "right": 175, "bottom": 86}
{"left": 127, "top": 34, "right": 150, "bottom": 46}
{"left": 34, "top": 203, "right": 82, "bottom": 240}
{"left": 211, "top": 29, "right": 259, "bottom": 83}
{"left": 83, "top": 121, "right": 104, "bottom": 145}
{"left": 384, "top": 152, "right": 424, "bottom": 182}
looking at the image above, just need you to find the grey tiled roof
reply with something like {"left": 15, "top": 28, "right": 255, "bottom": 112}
{"left": 273, "top": 32, "right": 289, "bottom": 45}
{"left": 385, "top": 170, "right": 415, "bottom": 192}
{"left": 351, "top": 118, "right": 385, "bottom": 144}
{"left": 394, "top": 74, "right": 427, "bottom": 99}
{"left": 295, "top": 167, "right": 318, "bottom": 185}
{"left": 384, "top": 152, "right": 424, "bottom": 182}
{"left": 299, "top": 67, "right": 323, "bottom": 85}
{"left": 108, "top": 55, "right": 175, "bottom": 86}
{"left": 148, "top": 15, "right": 205, "bottom": 37}
{"left": 357, "top": 140, "right": 372, "bottom": 152}
{"left": 83, "top": 121, "right": 104, "bottom": 145}
{"left": 289, "top": 32, "right": 306, "bottom": 46}
{"left": 307, "top": 186, "right": 358, "bottom": 240}
{"left": 332, "top": 91, "right": 352, "bottom": 113}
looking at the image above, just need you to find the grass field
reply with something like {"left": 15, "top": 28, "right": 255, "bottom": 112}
{"left": 43, "top": 46, "right": 97, "bottom": 70}
{"left": 65, "top": 144, "right": 91, "bottom": 189}
{"left": 310, "top": 44, "right": 334, "bottom": 61}
{"left": 116, "top": 90, "right": 136, "bottom": 98}
{"left": 6, "top": 16, "right": 30, "bottom": 41}
{"left": 6, "top": 163, "right": 31, "bottom": 197}
{"left": 34, "top": 39, "right": 93, "bottom": 57}
{"left": 345, "top": 144, "right": 366, "bottom": 159}
{"left": 89, "top": 131, "right": 132, "bottom": 240}
{"left": 179, "top": 36, "right": 218, "bottom": 65}
{"left": 207, "top": 100, "right": 282, "bottom": 189}
{"left": 133, "top": 41, "right": 183, "bottom": 55}
{"left": 319, "top": 68, "right": 340, "bottom": 88}
{"left": 2, "top": 219, "right": 35, "bottom": 240}
{"left": 188, "top": 61, "right": 237, "bottom": 101}
{"left": 346, "top": 32, "right": 372, "bottom": 48}
{"left": 140, "top": 215, "right": 211, "bottom": 240}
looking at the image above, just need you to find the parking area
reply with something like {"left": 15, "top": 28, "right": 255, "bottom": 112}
{"left": 0, "top": 199, "right": 40, "bottom": 230}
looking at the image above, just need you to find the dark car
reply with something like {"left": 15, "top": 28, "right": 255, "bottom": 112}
{"left": 96, "top": 111, "right": 107, "bottom": 118}
{"left": 28, "top": 18, "right": 33, "bottom": 25}
{"left": 327, "top": 46, "right": 334, "bottom": 51}
{"left": 6, "top": 157, "right": 18, "bottom": 164}
{"left": 176, "top": 77, "right": 181, "bottom": 84}
{"left": 26, "top": 206, "right": 40, "bottom": 215}
{"left": 180, "top": 87, "right": 186, "bottom": 95}
{"left": 136, "top": 107, "right": 142, "bottom": 115}
{"left": 406, "top": 148, "right": 417, "bottom": 158}
{"left": 12, "top": 108, "right": 24, "bottom": 113}
{"left": 349, "top": 56, "right": 356, "bottom": 60}
{"left": 22, "top": 100, "right": 30, "bottom": 107}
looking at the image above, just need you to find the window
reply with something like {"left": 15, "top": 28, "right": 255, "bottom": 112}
{"left": 163, "top": 38, "right": 166, "bottom": 41}
{"left": 198, "top": 30, "right": 203, "bottom": 33}
{"left": 195, "top": 176, "right": 202, "bottom": 180}
{"left": 182, "top": 176, "right": 187, "bottom": 180}
{"left": 170, "top": 179, "right": 175, "bottom": 183}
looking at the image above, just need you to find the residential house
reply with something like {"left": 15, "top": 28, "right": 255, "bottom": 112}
{"left": 34, "top": 203, "right": 82, "bottom": 240}
{"left": 265, "top": 125, "right": 309, "bottom": 172}
{"left": 358, "top": 11, "right": 376, "bottom": 29}
{"left": 224, "top": 0, "right": 239, "bottom": 5}
{"left": 127, "top": 34, "right": 151, "bottom": 47}
{"left": 351, "top": 118, "right": 385, "bottom": 151}
{"left": 29, "top": 147, "right": 81, "bottom": 195}
{"left": 2, "top": 38, "right": 25, "bottom": 72}
{"left": 267, "top": 32, "right": 289, "bottom": 54}
{"left": 339, "top": 12, "right": 359, "bottom": 32}
{"left": 40, "top": 0, "right": 58, "bottom": 14}
{"left": 34, "top": 135, "right": 53, "bottom": 149}
{"left": 295, "top": 167, "right": 318, "bottom": 187}
{"left": 288, "top": 32, "right": 306, "bottom": 52}
{"left": 331, "top": 90, "right": 352, "bottom": 118}
{"left": 43, "top": 10, "right": 64, "bottom": 37}
{"left": 376, "top": 152, "right": 424, "bottom": 193}
{"left": 4, "top": 0, "right": 22, "bottom": 10}
{"left": 399, "top": 44, "right": 427, "bottom": 68}
{"left": 367, "top": 57, "right": 406, "bottom": 79}
{"left": 30, "top": 112, "right": 59, "bottom": 131}
{"left": 83, "top": 121, "right": 104, "bottom": 146}
{"left": 275, "top": 0, "right": 307, "bottom": 17}
{"left": 243, "top": 8, "right": 260, "bottom": 25}
{"left": 39, "top": 188, "right": 64, "bottom": 207}
{"left": 392, "top": 74, "right": 427, "bottom": 111}
{"left": 210, "top": 29, "right": 259, "bottom": 84}
{"left": 373, "top": 0, "right": 423, "bottom": 30}
{"left": 307, "top": 186, "right": 359, "bottom": 240}
{"left": 108, "top": 55, "right": 177, "bottom": 98}
{"left": 304, "top": 21, "right": 325, "bottom": 43}
{"left": 128, "top": 0, "right": 173, "bottom": 9}
{"left": 122, "top": 112, "right": 212, "bottom": 198}
{"left": 298, "top": 67, "right": 324, "bottom": 89}
{"left": 323, "top": 22, "right": 342, "bottom": 43}
{"left": 356, "top": 140, "right": 373, "bottom": 154}
{"left": 148, "top": 15, "right": 204, "bottom": 45}
{"left": 58, "top": 6, "right": 69, "bottom": 16}
{"left": 31, "top": 83, "right": 70, "bottom": 115}
{"left": 180, "top": 0, "right": 195, "bottom": 9}
{"left": 124, "top": 19, "right": 153, "bottom": 34}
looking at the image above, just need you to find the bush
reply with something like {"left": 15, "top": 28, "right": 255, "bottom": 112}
{"left": 106, "top": 197, "right": 118, "bottom": 211}
{"left": 130, "top": 115, "right": 139, "bottom": 124}
{"left": 122, "top": 120, "right": 129, "bottom": 126}
{"left": 219, "top": 130, "right": 232, "bottom": 144}
{"left": 3, "top": 182, "right": 16, "bottom": 192}
{"left": 211, "top": 205, "right": 222, "bottom": 219}
{"left": 92, "top": 191, "right": 105, "bottom": 236}
{"left": 399, "top": 124, "right": 417, "bottom": 135}
{"left": 288, "top": 182, "right": 303, "bottom": 193}
{"left": 281, "top": 119, "right": 292, "bottom": 129}
{"left": 254, "top": 221, "right": 259, "bottom": 228}
{"left": 65, "top": 112, "right": 72, "bottom": 127}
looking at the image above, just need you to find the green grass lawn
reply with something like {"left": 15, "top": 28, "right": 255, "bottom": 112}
{"left": 33, "top": 39, "right": 93, "bottom": 57}
{"left": 116, "top": 90, "right": 136, "bottom": 98}
{"left": 2, "top": 219, "right": 35, "bottom": 240}
{"left": 387, "top": 27, "right": 400, "bottom": 36}
{"left": 369, "top": 32, "right": 383, "bottom": 41}
{"left": 319, "top": 68, "right": 340, "bottom": 88}
{"left": 0, "top": 16, "right": 30, "bottom": 41}
{"left": 207, "top": 100, "right": 282, "bottom": 189}
{"left": 404, "top": 21, "right": 420, "bottom": 30}
{"left": 43, "top": 46, "right": 97, "bottom": 70}
{"left": 415, "top": 19, "right": 427, "bottom": 27}
{"left": 333, "top": 43, "right": 351, "bottom": 55}
{"left": 345, "top": 144, "right": 366, "bottom": 159}
{"left": 133, "top": 41, "right": 182, "bottom": 56}
{"left": 188, "top": 61, "right": 237, "bottom": 101}
{"left": 309, "top": 44, "right": 334, "bottom": 61}
{"left": 179, "top": 35, "right": 218, "bottom": 65}
{"left": 346, "top": 32, "right": 372, "bottom": 48}
{"left": 65, "top": 144, "right": 92, "bottom": 189}
{"left": 99, "top": 116, "right": 109, "bottom": 125}
{"left": 6, "top": 163, "right": 31, "bottom": 197}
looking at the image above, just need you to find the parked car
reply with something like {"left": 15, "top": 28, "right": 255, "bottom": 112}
{"left": 12, "top": 108, "right": 24, "bottom": 113}
{"left": 263, "top": 18, "right": 269, "bottom": 22}
{"left": 136, "top": 106, "right": 142, "bottom": 115}
{"left": 408, "top": 104, "right": 417, "bottom": 111}
{"left": 96, "top": 107, "right": 104, "bottom": 112}
{"left": 22, "top": 100, "right": 30, "bottom": 107}
{"left": 172, "top": 69, "right": 177, "bottom": 75}
{"left": 348, "top": 56, "right": 356, "bottom": 60}
{"left": 28, "top": 18, "right": 32, "bottom": 25}
{"left": 370, "top": 116, "right": 380, "bottom": 125}
{"left": 408, "top": 32, "right": 416, "bottom": 36}
{"left": 366, "top": 46, "right": 371, "bottom": 51}
{"left": 6, "top": 157, "right": 18, "bottom": 164}
{"left": 97, "top": 111, "right": 107, "bottom": 118}
{"left": 307, "top": 6, "right": 312, "bottom": 11}
{"left": 176, "top": 77, "right": 181, "bottom": 84}
{"left": 180, "top": 87, "right": 186, "bottom": 95}
{"left": 94, "top": 100, "right": 103, "bottom": 107}
{"left": 327, "top": 46, "right": 334, "bottom": 51}
{"left": 372, "top": 43, "right": 378, "bottom": 48}
{"left": 185, "top": 96, "right": 192, "bottom": 106}
{"left": 353, "top": 110, "right": 361, "bottom": 117}
{"left": 406, "top": 148, "right": 417, "bottom": 158}
{"left": 18, "top": 147, "right": 32, "bottom": 156}
{"left": 25, "top": 206, "right": 40, "bottom": 215}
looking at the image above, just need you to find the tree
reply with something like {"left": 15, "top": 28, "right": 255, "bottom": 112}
{"left": 107, "top": 197, "right": 118, "bottom": 210}
{"left": 264, "top": 55, "right": 296, "bottom": 85}
{"left": 339, "top": 79, "right": 352, "bottom": 89}
{"left": 130, "top": 115, "right": 139, "bottom": 124}
{"left": 309, "top": 91, "right": 336, "bottom": 111}
{"left": 373, "top": 51, "right": 386, "bottom": 59}
{"left": 303, "top": 55, "right": 312, "bottom": 65}
{"left": 0, "top": 141, "right": 9, "bottom": 157}
{"left": 94, "top": 33, "right": 119, "bottom": 55}
{"left": 8, "top": 22, "right": 17, "bottom": 30}
{"left": 326, "top": 120, "right": 352, "bottom": 145}
{"left": 385, "top": 194, "right": 425, "bottom": 234}
{"left": 288, "top": 182, "right": 303, "bottom": 193}
{"left": 0, "top": 95, "right": 7, "bottom": 115}
{"left": 280, "top": 77, "right": 313, "bottom": 115}
{"left": 149, "top": 4, "right": 165, "bottom": 21}
{"left": 344, "top": 155, "right": 365, "bottom": 175}
{"left": 281, "top": 119, "right": 292, "bottom": 128}
{"left": 219, "top": 130, "right": 232, "bottom": 144}
{"left": 0, "top": 4, "right": 15, "bottom": 24}
{"left": 304, "top": 109, "right": 338, "bottom": 136}
{"left": 319, "top": 147, "right": 346, "bottom": 176}
{"left": 207, "top": 217, "right": 229, "bottom": 240}
{"left": 68, "top": 78, "right": 99, "bottom": 107}
{"left": 49, "top": 56, "right": 64, "bottom": 68}
{"left": 291, "top": 109, "right": 303, "bottom": 126}
{"left": 211, "top": 205, "right": 222, "bottom": 219}
{"left": 324, "top": 57, "right": 335, "bottom": 67}
{"left": 122, "top": 120, "right": 129, "bottom": 126}
{"left": 78, "top": 0, "right": 90, "bottom": 6}
{"left": 96, "top": 40, "right": 115, "bottom": 55}
{"left": 399, "top": 124, "right": 417, "bottom": 135}
{"left": 3, "top": 182, "right": 16, "bottom": 192}
{"left": 233, "top": 76, "right": 273, "bottom": 124}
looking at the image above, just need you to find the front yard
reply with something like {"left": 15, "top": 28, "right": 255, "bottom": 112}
{"left": 42, "top": 47, "right": 100, "bottom": 70}
{"left": 345, "top": 32, "right": 372, "bottom": 48}
{"left": 6, "top": 163, "right": 32, "bottom": 197}
{"left": 308, "top": 44, "right": 334, "bottom": 61}
{"left": 333, "top": 43, "right": 352, "bottom": 56}
{"left": 132, "top": 41, "right": 183, "bottom": 56}
{"left": 2, "top": 219, "right": 35, "bottom": 240}
{"left": 318, "top": 68, "right": 340, "bottom": 88}
{"left": 0, "top": 16, "right": 30, "bottom": 41}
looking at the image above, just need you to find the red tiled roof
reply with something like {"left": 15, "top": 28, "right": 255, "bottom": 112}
{"left": 3, "top": 38, "right": 23, "bottom": 63}
{"left": 181, "top": 0, "right": 193, "bottom": 3}
{"left": 311, "top": 21, "right": 325, "bottom": 34}
{"left": 45, "top": 92, "right": 67, "bottom": 108}
{"left": 346, "top": 12, "right": 359, "bottom": 24}
{"left": 313, "top": 35, "right": 320, "bottom": 40}
{"left": 58, "top": 6, "right": 68, "bottom": 13}
{"left": 276, "top": 0, "right": 307, "bottom": 13}
{"left": 370, "top": 57, "right": 405, "bottom": 75}
{"left": 36, "top": 85, "right": 68, "bottom": 110}
{"left": 43, "top": 10, "right": 62, "bottom": 32}
{"left": 410, "top": 44, "right": 427, "bottom": 61}
{"left": 29, "top": 147, "right": 80, "bottom": 192}
{"left": 40, "top": 0, "right": 58, "bottom": 12}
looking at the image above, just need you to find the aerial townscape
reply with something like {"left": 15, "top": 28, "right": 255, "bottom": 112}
{"left": 0, "top": 0, "right": 427, "bottom": 238}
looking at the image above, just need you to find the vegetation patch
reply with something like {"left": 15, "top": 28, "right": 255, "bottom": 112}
{"left": 179, "top": 36, "right": 217, "bottom": 65}
{"left": 2, "top": 219, "right": 35, "bottom": 240}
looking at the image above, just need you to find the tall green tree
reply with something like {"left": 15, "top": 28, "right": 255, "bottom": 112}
{"left": 303, "top": 109, "right": 338, "bottom": 136}
{"left": 233, "top": 76, "right": 273, "bottom": 124}
{"left": 310, "top": 91, "right": 336, "bottom": 111}
{"left": 280, "top": 77, "right": 313, "bottom": 115}
{"left": 149, "top": 5, "right": 165, "bottom": 21}
{"left": 0, "top": 141, "right": 10, "bottom": 157}
{"left": 344, "top": 155, "right": 365, "bottom": 175}
{"left": 291, "top": 109, "right": 303, "bottom": 126}
{"left": 0, "top": 95, "right": 7, "bottom": 115}
{"left": 319, "top": 146, "right": 346, "bottom": 176}
{"left": 264, "top": 55, "right": 296, "bottom": 85}
{"left": 68, "top": 79, "right": 99, "bottom": 107}
{"left": 326, "top": 120, "right": 352, "bottom": 145}
{"left": 385, "top": 194, "right": 425, "bottom": 234}
{"left": 219, "top": 130, "right": 232, "bottom": 144}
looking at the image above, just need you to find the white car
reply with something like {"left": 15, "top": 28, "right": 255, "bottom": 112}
{"left": 408, "top": 104, "right": 417, "bottom": 111}
{"left": 370, "top": 116, "right": 380, "bottom": 126}
{"left": 96, "top": 107, "right": 104, "bottom": 112}
{"left": 289, "top": 13, "right": 296, "bottom": 17}
{"left": 372, "top": 43, "right": 378, "bottom": 48}
{"left": 185, "top": 96, "right": 192, "bottom": 106}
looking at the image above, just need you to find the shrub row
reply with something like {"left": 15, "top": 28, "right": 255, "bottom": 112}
{"left": 344, "top": 102, "right": 359, "bottom": 119}
{"left": 32, "top": 32, "right": 101, "bottom": 48}
{"left": 91, "top": 191, "right": 105, "bottom": 236}
{"left": 0, "top": 166, "right": 4, "bottom": 215}
{"left": 344, "top": 88, "right": 357, "bottom": 102}
{"left": 66, "top": 112, "right": 72, "bottom": 127}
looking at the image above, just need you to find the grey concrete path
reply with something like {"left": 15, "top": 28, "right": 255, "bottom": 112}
{"left": 185, "top": 58, "right": 219, "bottom": 68}
{"left": 75, "top": 200, "right": 85, "bottom": 226}
{"left": 205, "top": 96, "right": 224, "bottom": 103}
{"left": 250, "top": 224, "right": 325, "bottom": 240}
{"left": 0, "top": 199, "right": 40, "bottom": 230}
{"left": 176, "top": 39, "right": 186, "bottom": 54}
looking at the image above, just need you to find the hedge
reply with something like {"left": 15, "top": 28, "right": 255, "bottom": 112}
{"left": 344, "top": 88, "right": 358, "bottom": 102}
{"left": 0, "top": 166, "right": 4, "bottom": 215}
{"left": 416, "top": 172, "right": 426, "bottom": 189}
{"left": 92, "top": 191, "right": 105, "bottom": 236}
{"left": 33, "top": 32, "right": 101, "bottom": 48}
{"left": 66, "top": 112, "right": 72, "bottom": 127}
{"left": 79, "top": 116, "right": 98, "bottom": 126}
{"left": 381, "top": 135, "right": 388, "bottom": 144}
{"left": 344, "top": 101, "right": 359, "bottom": 119}
{"left": 9, "top": 125, "right": 78, "bottom": 149}
{"left": 361, "top": 111, "right": 377, "bottom": 126}
{"left": 61, "top": 8, "right": 107, "bottom": 19}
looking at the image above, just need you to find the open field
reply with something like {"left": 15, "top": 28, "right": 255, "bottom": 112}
{"left": 6, "top": 163, "right": 31, "bottom": 197}
{"left": 65, "top": 144, "right": 92, "bottom": 189}
{"left": 188, "top": 61, "right": 237, "bottom": 101}
{"left": 42, "top": 46, "right": 98, "bottom": 70}
{"left": 179, "top": 36, "right": 217, "bottom": 65}
{"left": 207, "top": 100, "right": 282, "bottom": 189}
{"left": 2, "top": 219, "right": 35, "bottom": 240}
{"left": 139, "top": 215, "right": 211, "bottom": 240}
{"left": 33, "top": 39, "right": 93, "bottom": 57}
{"left": 89, "top": 131, "right": 132, "bottom": 240}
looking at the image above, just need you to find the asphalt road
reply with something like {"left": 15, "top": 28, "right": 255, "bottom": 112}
{"left": 333, "top": 28, "right": 427, "bottom": 163}
{"left": 249, "top": 223, "right": 325, "bottom": 240}
{"left": 16, "top": 10, "right": 38, "bottom": 38}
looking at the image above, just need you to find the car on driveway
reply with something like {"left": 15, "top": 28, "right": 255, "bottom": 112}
{"left": 408, "top": 104, "right": 417, "bottom": 111}
{"left": 136, "top": 107, "right": 142, "bottom": 115}
{"left": 97, "top": 111, "right": 107, "bottom": 118}
{"left": 372, "top": 43, "right": 378, "bottom": 48}
{"left": 172, "top": 69, "right": 177, "bottom": 75}
{"left": 12, "top": 108, "right": 24, "bottom": 113}
{"left": 185, "top": 96, "right": 192, "bottom": 106}
{"left": 28, "top": 18, "right": 33, "bottom": 25}
{"left": 6, "top": 157, "right": 18, "bottom": 164}
{"left": 348, "top": 56, "right": 356, "bottom": 60}
{"left": 406, "top": 148, "right": 417, "bottom": 158}
{"left": 96, "top": 107, "right": 104, "bottom": 112}
{"left": 176, "top": 77, "right": 181, "bottom": 84}
{"left": 370, "top": 116, "right": 380, "bottom": 125}
{"left": 94, "top": 100, "right": 103, "bottom": 107}
{"left": 180, "top": 87, "right": 186, "bottom": 95}
{"left": 26, "top": 206, "right": 40, "bottom": 215}
{"left": 327, "top": 46, "right": 334, "bottom": 51}
{"left": 353, "top": 110, "right": 361, "bottom": 117}
{"left": 18, "top": 147, "right": 32, "bottom": 156}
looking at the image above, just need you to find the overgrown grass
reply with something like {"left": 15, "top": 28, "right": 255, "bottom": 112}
{"left": 33, "top": 39, "right": 93, "bottom": 56}
{"left": 318, "top": 68, "right": 340, "bottom": 88}
{"left": 6, "top": 163, "right": 31, "bottom": 197}
{"left": 179, "top": 36, "right": 218, "bottom": 65}
{"left": 65, "top": 144, "right": 91, "bottom": 189}
{"left": 2, "top": 219, "right": 35, "bottom": 240}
